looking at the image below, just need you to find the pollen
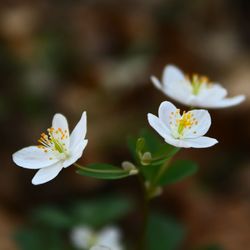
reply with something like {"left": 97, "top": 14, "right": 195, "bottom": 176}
{"left": 37, "top": 127, "right": 69, "bottom": 154}
{"left": 169, "top": 109, "right": 198, "bottom": 138}
{"left": 179, "top": 111, "right": 193, "bottom": 126}
{"left": 187, "top": 73, "right": 212, "bottom": 95}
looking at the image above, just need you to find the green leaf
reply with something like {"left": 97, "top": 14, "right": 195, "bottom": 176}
{"left": 76, "top": 163, "right": 132, "bottom": 180}
{"left": 146, "top": 213, "right": 185, "bottom": 250}
{"left": 158, "top": 160, "right": 198, "bottom": 186}
{"left": 140, "top": 129, "right": 179, "bottom": 156}
{"left": 140, "top": 128, "right": 163, "bottom": 154}
{"left": 71, "top": 195, "right": 133, "bottom": 227}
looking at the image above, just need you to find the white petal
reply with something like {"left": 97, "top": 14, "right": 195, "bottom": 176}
{"left": 52, "top": 113, "right": 70, "bottom": 148}
{"left": 151, "top": 65, "right": 193, "bottom": 106}
{"left": 147, "top": 113, "right": 170, "bottom": 139}
{"left": 52, "top": 113, "right": 69, "bottom": 131}
{"left": 63, "top": 140, "right": 88, "bottom": 168}
{"left": 164, "top": 136, "right": 191, "bottom": 148}
{"left": 183, "top": 136, "right": 218, "bottom": 148}
{"left": 31, "top": 162, "right": 63, "bottom": 185}
{"left": 183, "top": 110, "right": 211, "bottom": 138}
{"left": 69, "top": 111, "right": 87, "bottom": 152}
{"left": 163, "top": 65, "right": 186, "bottom": 84}
{"left": 97, "top": 227, "right": 121, "bottom": 247}
{"left": 158, "top": 101, "right": 179, "bottom": 130}
{"left": 198, "top": 83, "right": 227, "bottom": 101}
{"left": 163, "top": 65, "right": 193, "bottom": 105}
{"left": 151, "top": 76, "right": 163, "bottom": 90}
{"left": 203, "top": 95, "right": 246, "bottom": 108}
{"left": 12, "top": 146, "right": 59, "bottom": 169}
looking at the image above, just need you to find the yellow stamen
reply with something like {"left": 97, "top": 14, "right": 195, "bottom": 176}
{"left": 169, "top": 109, "right": 198, "bottom": 138}
{"left": 37, "top": 127, "right": 69, "bottom": 154}
{"left": 186, "top": 73, "right": 212, "bottom": 95}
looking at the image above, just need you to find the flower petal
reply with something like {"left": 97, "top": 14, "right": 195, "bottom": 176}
{"left": 198, "top": 84, "right": 227, "bottom": 101}
{"left": 203, "top": 95, "right": 246, "bottom": 108}
{"left": 183, "top": 136, "right": 218, "bottom": 148}
{"left": 147, "top": 113, "right": 170, "bottom": 139}
{"left": 52, "top": 113, "right": 69, "bottom": 131}
{"left": 163, "top": 65, "right": 186, "bottom": 84}
{"left": 183, "top": 110, "right": 211, "bottom": 138}
{"left": 69, "top": 111, "right": 87, "bottom": 152}
{"left": 97, "top": 227, "right": 122, "bottom": 249}
{"left": 151, "top": 76, "right": 163, "bottom": 90}
{"left": 52, "top": 113, "right": 70, "bottom": 148}
{"left": 31, "top": 162, "right": 63, "bottom": 185}
{"left": 158, "top": 101, "right": 179, "bottom": 130}
{"left": 163, "top": 65, "right": 193, "bottom": 105}
{"left": 164, "top": 136, "right": 190, "bottom": 148}
{"left": 12, "top": 146, "right": 59, "bottom": 169}
{"left": 63, "top": 140, "right": 88, "bottom": 168}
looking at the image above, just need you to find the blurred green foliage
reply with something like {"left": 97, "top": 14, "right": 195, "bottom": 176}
{"left": 15, "top": 195, "right": 134, "bottom": 250}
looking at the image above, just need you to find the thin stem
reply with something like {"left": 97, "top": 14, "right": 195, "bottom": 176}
{"left": 137, "top": 173, "right": 150, "bottom": 250}
{"left": 153, "top": 158, "right": 172, "bottom": 185}
{"left": 74, "top": 163, "right": 127, "bottom": 174}
{"left": 140, "top": 194, "right": 150, "bottom": 250}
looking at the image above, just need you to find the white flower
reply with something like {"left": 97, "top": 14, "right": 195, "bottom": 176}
{"left": 71, "top": 226, "right": 93, "bottom": 249}
{"left": 151, "top": 64, "right": 245, "bottom": 108}
{"left": 71, "top": 225, "right": 123, "bottom": 250}
{"left": 147, "top": 101, "right": 218, "bottom": 148}
{"left": 12, "top": 112, "right": 88, "bottom": 185}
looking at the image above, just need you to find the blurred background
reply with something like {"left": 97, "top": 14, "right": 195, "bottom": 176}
{"left": 1, "top": 0, "right": 250, "bottom": 249}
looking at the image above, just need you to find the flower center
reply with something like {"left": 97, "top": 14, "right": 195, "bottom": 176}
{"left": 190, "top": 74, "right": 211, "bottom": 95}
{"left": 170, "top": 110, "right": 198, "bottom": 138}
{"left": 37, "top": 127, "right": 69, "bottom": 157}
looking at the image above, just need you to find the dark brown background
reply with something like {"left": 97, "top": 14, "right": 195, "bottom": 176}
{"left": 0, "top": 0, "right": 250, "bottom": 249}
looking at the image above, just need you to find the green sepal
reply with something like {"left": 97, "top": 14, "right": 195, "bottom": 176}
{"left": 127, "top": 129, "right": 180, "bottom": 182}
{"left": 136, "top": 137, "right": 145, "bottom": 154}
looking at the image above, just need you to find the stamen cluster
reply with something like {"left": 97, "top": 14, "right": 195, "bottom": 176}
{"left": 189, "top": 74, "right": 211, "bottom": 95}
{"left": 169, "top": 110, "right": 198, "bottom": 138}
{"left": 37, "top": 127, "right": 69, "bottom": 155}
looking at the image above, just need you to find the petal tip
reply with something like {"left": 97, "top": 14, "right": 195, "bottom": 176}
{"left": 53, "top": 113, "right": 66, "bottom": 120}
{"left": 82, "top": 111, "right": 87, "bottom": 118}
{"left": 147, "top": 113, "right": 154, "bottom": 121}
{"left": 151, "top": 76, "right": 162, "bottom": 90}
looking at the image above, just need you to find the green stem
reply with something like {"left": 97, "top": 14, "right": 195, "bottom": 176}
{"left": 74, "top": 163, "right": 128, "bottom": 174}
{"left": 153, "top": 158, "right": 172, "bottom": 185}
{"left": 137, "top": 173, "right": 150, "bottom": 250}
